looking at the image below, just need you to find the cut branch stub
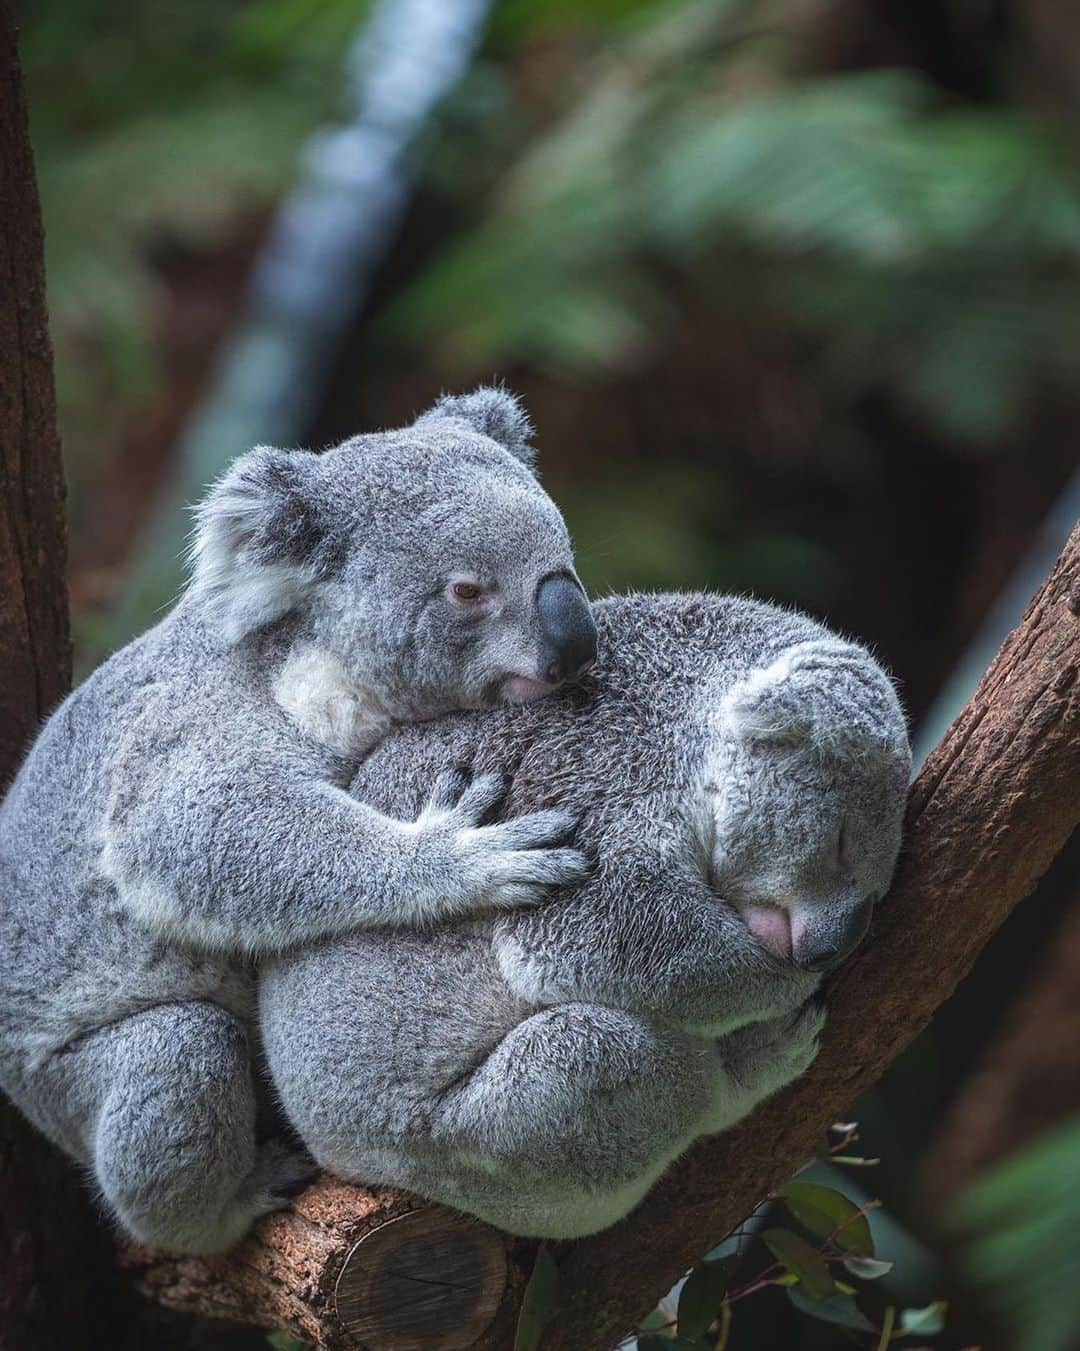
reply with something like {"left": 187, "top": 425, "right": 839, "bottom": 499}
{"left": 126, "top": 1177, "right": 515, "bottom": 1351}
{"left": 335, "top": 1209, "right": 508, "bottom": 1351}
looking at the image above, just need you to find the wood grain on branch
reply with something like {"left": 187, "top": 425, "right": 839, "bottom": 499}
{"left": 128, "top": 524, "right": 1080, "bottom": 1350}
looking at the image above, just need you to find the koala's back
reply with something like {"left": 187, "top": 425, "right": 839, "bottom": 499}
{"left": 0, "top": 615, "right": 252, "bottom": 1140}
{"left": 346, "top": 592, "right": 822, "bottom": 817}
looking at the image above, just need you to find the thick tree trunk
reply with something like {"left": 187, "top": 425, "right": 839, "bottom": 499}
{"left": 127, "top": 524, "right": 1080, "bottom": 1349}
{"left": 0, "top": 8, "right": 101, "bottom": 1350}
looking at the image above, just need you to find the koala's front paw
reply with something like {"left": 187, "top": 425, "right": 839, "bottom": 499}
{"left": 722, "top": 994, "right": 827, "bottom": 1099}
{"left": 409, "top": 769, "right": 589, "bottom": 920}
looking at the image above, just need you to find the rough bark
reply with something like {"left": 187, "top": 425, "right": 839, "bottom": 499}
{"left": 0, "top": 7, "right": 103, "bottom": 1350}
{"left": 129, "top": 524, "right": 1080, "bottom": 1350}
{"left": 0, "top": 0, "right": 69, "bottom": 752}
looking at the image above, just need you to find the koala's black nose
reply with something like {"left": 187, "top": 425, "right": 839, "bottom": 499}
{"left": 537, "top": 573, "right": 597, "bottom": 684}
{"left": 795, "top": 897, "right": 875, "bottom": 973}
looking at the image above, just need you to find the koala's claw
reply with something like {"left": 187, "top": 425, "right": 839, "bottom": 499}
{"left": 412, "top": 772, "right": 588, "bottom": 918}
{"left": 427, "top": 766, "right": 475, "bottom": 813}
{"left": 453, "top": 771, "right": 512, "bottom": 824}
{"left": 479, "top": 808, "right": 579, "bottom": 852}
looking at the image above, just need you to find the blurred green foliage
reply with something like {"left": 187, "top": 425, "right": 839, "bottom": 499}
{"left": 955, "top": 1117, "right": 1080, "bottom": 1351}
{"left": 549, "top": 463, "right": 838, "bottom": 606}
{"left": 23, "top": 0, "right": 367, "bottom": 513}
{"left": 394, "top": 0, "right": 1080, "bottom": 448}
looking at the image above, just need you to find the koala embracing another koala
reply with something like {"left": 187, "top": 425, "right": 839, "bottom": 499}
{"left": 263, "top": 592, "right": 910, "bottom": 1239}
{"left": 0, "top": 389, "right": 595, "bottom": 1254}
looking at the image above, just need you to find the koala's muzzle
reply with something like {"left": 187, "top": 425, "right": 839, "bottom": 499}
{"left": 536, "top": 574, "right": 597, "bottom": 684}
{"left": 794, "top": 897, "right": 874, "bottom": 972}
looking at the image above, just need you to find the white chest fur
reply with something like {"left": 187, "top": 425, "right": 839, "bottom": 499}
{"left": 272, "top": 643, "right": 391, "bottom": 759}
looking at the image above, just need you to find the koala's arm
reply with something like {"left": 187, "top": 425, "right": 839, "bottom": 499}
{"left": 705, "top": 997, "right": 826, "bottom": 1134}
{"left": 499, "top": 851, "right": 819, "bottom": 1037}
{"left": 102, "top": 719, "right": 584, "bottom": 954}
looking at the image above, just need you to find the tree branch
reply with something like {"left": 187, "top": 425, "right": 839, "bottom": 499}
{"left": 128, "top": 523, "right": 1080, "bottom": 1350}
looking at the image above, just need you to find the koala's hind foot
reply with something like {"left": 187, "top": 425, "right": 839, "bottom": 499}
{"left": 51, "top": 1001, "right": 305, "bottom": 1254}
{"left": 706, "top": 996, "right": 826, "bottom": 1134}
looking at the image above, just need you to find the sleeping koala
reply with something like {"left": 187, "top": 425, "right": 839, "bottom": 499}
{"left": 262, "top": 593, "right": 910, "bottom": 1239}
{"left": 0, "top": 387, "right": 594, "bottom": 1254}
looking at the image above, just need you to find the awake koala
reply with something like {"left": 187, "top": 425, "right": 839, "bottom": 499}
{"left": 0, "top": 387, "right": 594, "bottom": 1254}
{"left": 263, "top": 593, "right": 911, "bottom": 1239}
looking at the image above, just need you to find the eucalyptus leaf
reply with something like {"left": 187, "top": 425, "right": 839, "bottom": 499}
{"left": 842, "top": 1255, "right": 894, "bottom": 1281}
{"left": 899, "top": 1301, "right": 947, "bottom": 1335}
{"left": 762, "top": 1227, "right": 835, "bottom": 1301}
{"left": 677, "top": 1259, "right": 731, "bottom": 1339}
{"left": 787, "top": 1287, "right": 877, "bottom": 1332}
{"left": 514, "top": 1245, "right": 561, "bottom": 1351}
{"left": 782, "top": 1181, "right": 875, "bottom": 1256}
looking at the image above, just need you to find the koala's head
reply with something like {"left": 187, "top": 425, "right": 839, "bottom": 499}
{"left": 704, "top": 639, "right": 910, "bottom": 972}
{"left": 186, "top": 386, "right": 596, "bottom": 719}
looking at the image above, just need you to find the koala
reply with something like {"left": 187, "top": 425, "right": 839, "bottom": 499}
{"left": 262, "top": 593, "right": 911, "bottom": 1239}
{"left": 0, "top": 387, "right": 595, "bottom": 1255}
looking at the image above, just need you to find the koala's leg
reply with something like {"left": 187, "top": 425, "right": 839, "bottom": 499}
{"left": 433, "top": 1003, "right": 713, "bottom": 1183}
{"left": 47, "top": 1001, "right": 312, "bottom": 1254}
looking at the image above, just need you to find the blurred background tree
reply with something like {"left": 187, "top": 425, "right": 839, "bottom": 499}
{"left": 19, "top": 0, "right": 1080, "bottom": 1346}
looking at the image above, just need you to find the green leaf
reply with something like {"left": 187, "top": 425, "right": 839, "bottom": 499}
{"left": 677, "top": 1259, "right": 731, "bottom": 1339}
{"left": 788, "top": 1287, "right": 877, "bottom": 1332}
{"left": 899, "top": 1302, "right": 948, "bottom": 1335}
{"left": 842, "top": 1255, "right": 894, "bottom": 1281}
{"left": 514, "top": 1245, "right": 561, "bottom": 1351}
{"left": 762, "top": 1228, "right": 835, "bottom": 1301}
{"left": 782, "top": 1181, "right": 875, "bottom": 1256}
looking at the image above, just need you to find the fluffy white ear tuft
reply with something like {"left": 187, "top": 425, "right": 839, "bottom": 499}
{"left": 417, "top": 384, "right": 536, "bottom": 467}
{"left": 186, "top": 446, "right": 325, "bottom": 643}
{"left": 721, "top": 639, "right": 909, "bottom": 763}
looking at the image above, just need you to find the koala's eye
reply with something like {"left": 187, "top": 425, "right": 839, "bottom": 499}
{"left": 450, "top": 581, "right": 484, "bottom": 603}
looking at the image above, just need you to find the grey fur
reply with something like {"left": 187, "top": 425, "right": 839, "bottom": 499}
{"left": 0, "top": 387, "right": 590, "bottom": 1253}
{"left": 262, "top": 593, "right": 910, "bottom": 1239}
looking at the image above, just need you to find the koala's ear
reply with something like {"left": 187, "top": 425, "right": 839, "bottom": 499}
{"left": 186, "top": 446, "right": 330, "bottom": 643}
{"left": 416, "top": 385, "right": 536, "bottom": 469}
{"left": 721, "top": 639, "right": 910, "bottom": 764}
